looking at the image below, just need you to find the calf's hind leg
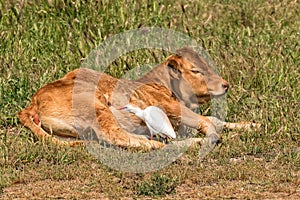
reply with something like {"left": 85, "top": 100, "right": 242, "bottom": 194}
{"left": 18, "top": 105, "right": 83, "bottom": 146}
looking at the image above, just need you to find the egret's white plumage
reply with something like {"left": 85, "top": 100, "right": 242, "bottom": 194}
{"left": 120, "top": 104, "right": 176, "bottom": 140}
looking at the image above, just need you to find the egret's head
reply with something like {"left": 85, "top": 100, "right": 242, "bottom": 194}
{"left": 119, "top": 104, "right": 140, "bottom": 114}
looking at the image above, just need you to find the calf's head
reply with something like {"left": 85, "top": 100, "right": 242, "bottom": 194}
{"left": 166, "top": 47, "right": 229, "bottom": 107}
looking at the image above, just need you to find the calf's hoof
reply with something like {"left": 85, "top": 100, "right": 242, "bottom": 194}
{"left": 208, "top": 133, "right": 222, "bottom": 146}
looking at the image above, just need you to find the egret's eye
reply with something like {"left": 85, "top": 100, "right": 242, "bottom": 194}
{"left": 191, "top": 69, "right": 204, "bottom": 75}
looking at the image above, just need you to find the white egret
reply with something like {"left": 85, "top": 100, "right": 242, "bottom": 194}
{"left": 119, "top": 104, "right": 176, "bottom": 140}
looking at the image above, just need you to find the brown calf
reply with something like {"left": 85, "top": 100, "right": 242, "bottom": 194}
{"left": 18, "top": 47, "right": 257, "bottom": 150}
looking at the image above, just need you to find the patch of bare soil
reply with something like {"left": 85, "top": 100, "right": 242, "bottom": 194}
{"left": 1, "top": 179, "right": 110, "bottom": 200}
{"left": 174, "top": 181, "right": 300, "bottom": 200}
{"left": 2, "top": 179, "right": 300, "bottom": 199}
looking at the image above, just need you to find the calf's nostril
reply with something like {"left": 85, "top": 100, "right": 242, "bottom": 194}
{"left": 222, "top": 82, "right": 229, "bottom": 92}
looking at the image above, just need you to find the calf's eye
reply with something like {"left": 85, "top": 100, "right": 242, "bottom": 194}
{"left": 191, "top": 69, "right": 204, "bottom": 75}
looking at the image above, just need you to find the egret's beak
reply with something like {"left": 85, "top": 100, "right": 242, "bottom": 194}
{"left": 118, "top": 106, "right": 125, "bottom": 110}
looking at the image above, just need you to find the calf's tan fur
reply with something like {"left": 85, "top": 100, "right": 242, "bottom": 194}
{"left": 18, "top": 47, "right": 255, "bottom": 150}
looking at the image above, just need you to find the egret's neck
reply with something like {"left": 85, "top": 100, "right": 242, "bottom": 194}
{"left": 129, "top": 107, "right": 144, "bottom": 120}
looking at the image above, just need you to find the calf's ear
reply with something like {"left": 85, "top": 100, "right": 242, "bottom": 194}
{"left": 167, "top": 58, "right": 181, "bottom": 80}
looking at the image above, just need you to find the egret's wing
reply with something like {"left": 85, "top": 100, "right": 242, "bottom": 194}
{"left": 161, "top": 123, "right": 176, "bottom": 138}
{"left": 144, "top": 107, "right": 163, "bottom": 128}
{"left": 156, "top": 108, "right": 176, "bottom": 138}
{"left": 144, "top": 106, "right": 176, "bottom": 138}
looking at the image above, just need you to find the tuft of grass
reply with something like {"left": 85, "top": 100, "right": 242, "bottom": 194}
{"left": 137, "top": 174, "right": 178, "bottom": 197}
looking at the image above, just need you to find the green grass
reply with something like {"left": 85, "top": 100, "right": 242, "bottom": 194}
{"left": 1, "top": 0, "right": 299, "bottom": 199}
{"left": 137, "top": 174, "right": 178, "bottom": 196}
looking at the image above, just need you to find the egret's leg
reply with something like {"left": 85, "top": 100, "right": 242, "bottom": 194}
{"left": 150, "top": 134, "right": 153, "bottom": 140}
{"left": 150, "top": 131, "right": 154, "bottom": 140}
